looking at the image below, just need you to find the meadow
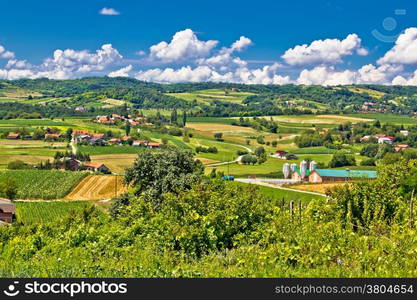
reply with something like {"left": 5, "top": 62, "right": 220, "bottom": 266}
{"left": 0, "top": 170, "right": 87, "bottom": 199}
{"left": 167, "top": 88, "right": 254, "bottom": 105}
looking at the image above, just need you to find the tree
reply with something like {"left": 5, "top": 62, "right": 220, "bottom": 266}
{"left": 328, "top": 152, "right": 356, "bottom": 168}
{"left": 214, "top": 132, "right": 223, "bottom": 141}
{"left": 123, "top": 147, "right": 204, "bottom": 207}
{"left": 0, "top": 179, "right": 18, "bottom": 200}
{"left": 66, "top": 128, "right": 73, "bottom": 142}
{"left": 182, "top": 110, "right": 187, "bottom": 127}
{"left": 170, "top": 109, "right": 178, "bottom": 124}
{"left": 125, "top": 122, "right": 131, "bottom": 136}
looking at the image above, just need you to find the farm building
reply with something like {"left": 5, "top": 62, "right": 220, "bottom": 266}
{"left": 0, "top": 198, "right": 16, "bottom": 223}
{"left": 45, "top": 133, "right": 63, "bottom": 140}
{"left": 308, "top": 169, "right": 377, "bottom": 183}
{"left": 394, "top": 144, "right": 410, "bottom": 152}
{"left": 147, "top": 142, "right": 161, "bottom": 149}
{"left": 83, "top": 162, "right": 110, "bottom": 173}
{"left": 378, "top": 136, "right": 394, "bottom": 144}
{"left": 133, "top": 140, "right": 147, "bottom": 147}
{"left": 7, "top": 133, "right": 20, "bottom": 139}
{"left": 275, "top": 150, "right": 287, "bottom": 158}
{"left": 108, "top": 138, "right": 121, "bottom": 145}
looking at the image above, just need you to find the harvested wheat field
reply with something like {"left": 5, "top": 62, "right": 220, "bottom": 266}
{"left": 288, "top": 182, "right": 346, "bottom": 194}
{"left": 65, "top": 175, "right": 127, "bottom": 201}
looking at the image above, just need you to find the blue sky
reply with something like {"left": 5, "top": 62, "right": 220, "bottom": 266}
{"left": 0, "top": 0, "right": 417, "bottom": 85}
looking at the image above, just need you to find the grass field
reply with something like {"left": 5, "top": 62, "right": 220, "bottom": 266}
{"left": 0, "top": 170, "right": 87, "bottom": 199}
{"left": 15, "top": 201, "right": 94, "bottom": 224}
{"left": 262, "top": 114, "right": 373, "bottom": 124}
{"left": 346, "top": 113, "right": 417, "bottom": 125}
{"left": 167, "top": 88, "right": 254, "bottom": 105}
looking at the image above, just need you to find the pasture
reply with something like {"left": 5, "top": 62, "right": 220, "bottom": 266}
{"left": 167, "top": 88, "right": 254, "bottom": 105}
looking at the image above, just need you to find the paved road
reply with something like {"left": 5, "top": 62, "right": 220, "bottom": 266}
{"left": 206, "top": 143, "right": 253, "bottom": 167}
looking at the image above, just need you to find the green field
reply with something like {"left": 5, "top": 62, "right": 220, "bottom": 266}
{"left": 167, "top": 88, "right": 255, "bottom": 105}
{"left": 0, "top": 170, "right": 87, "bottom": 199}
{"left": 15, "top": 201, "right": 94, "bottom": 224}
{"left": 346, "top": 113, "right": 417, "bottom": 125}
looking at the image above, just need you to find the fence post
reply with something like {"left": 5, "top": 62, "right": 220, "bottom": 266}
{"left": 410, "top": 189, "right": 415, "bottom": 228}
{"left": 299, "top": 200, "right": 302, "bottom": 225}
{"left": 290, "top": 201, "right": 294, "bottom": 222}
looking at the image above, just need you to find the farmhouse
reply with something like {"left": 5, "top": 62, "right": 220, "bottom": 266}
{"left": 83, "top": 162, "right": 110, "bottom": 173}
{"left": 400, "top": 130, "right": 409, "bottom": 136}
{"left": 44, "top": 133, "right": 63, "bottom": 140}
{"left": 308, "top": 169, "right": 377, "bottom": 183}
{"left": 275, "top": 150, "right": 288, "bottom": 158}
{"left": 378, "top": 136, "right": 394, "bottom": 144}
{"left": 7, "top": 133, "right": 20, "bottom": 139}
{"left": 108, "top": 138, "right": 121, "bottom": 145}
{"left": 73, "top": 129, "right": 90, "bottom": 136}
{"left": 62, "top": 158, "right": 81, "bottom": 171}
{"left": 394, "top": 144, "right": 410, "bottom": 152}
{"left": 147, "top": 142, "right": 161, "bottom": 149}
{"left": 133, "top": 140, "right": 147, "bottom": 147}
{"left": 0, "top": 198, "right": 16, "bottom": 223}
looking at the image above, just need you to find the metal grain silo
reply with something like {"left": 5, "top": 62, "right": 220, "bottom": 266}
{"left": 309, "top": 160, "right": 317, "bottom": 171}
{"left": 283, "top": 163, "right": 290, "bottom": 179}
{"left": 300, "top": 160, "right": 308, "bottom": 178}
{"left": 290, "top": 163, "right": 297, "bottom": 173}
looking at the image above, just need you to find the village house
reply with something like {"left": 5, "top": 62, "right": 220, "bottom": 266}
{"left": 274, "top": 150, "right": 288, "bottom": 158}
{"left": 7, "top": 133, "right": 20, "bottom": 139}
{"left": 133, "top": 140, "right": 147, "bottom": 147}
{"left": 394, "top": 144, "right": 410, "bottom": 152}
{"left": 378, "top": 136, "right": 394, "bottom": 144}
{"left": 400, "top": 130, "right": 409, "bottom": 136}
{"left": 147, "top": 142, "right": 161, "bottom": 149}
{"left": 108, "top": 138, "right": 121, "bottom": 145}
{"left": 0, "top": 198, "right": 16, "bottom": 223}
{"left": 75, "top": 106, "right": 87, "bottom": 112}
{"left": 73, "top": 129, "right": 90, "bottom": 136}
{"left": 44, "top": 133, "right": 63, "bottom": 140}
{"left": 83, "top": 162, "right": 110, "bottom": 173}
{"left": 61, "top": 157, "right": 81, "bottom": 171}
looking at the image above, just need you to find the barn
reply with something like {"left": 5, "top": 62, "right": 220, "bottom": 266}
{"left": 0, "top": 198, "right": 16, "bottom": 223}
{"left": 308, "top": 169, "right": 377, "bottom": 183}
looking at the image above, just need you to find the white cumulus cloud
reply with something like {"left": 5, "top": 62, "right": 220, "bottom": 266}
{"left": 282, "top": 34, "right": 367, "bottom": 66}
{"left": 392, "top": 70, "right": 417, "bottom": 85}
{"left": 378, "top": 27, "right": 417, "bottom": 65}
{"left": 99, "top": 7, "right": 120, "bottom": 15}
{"left": 108, "top": 65, "right": 133, "bottom": 77}
{"left": 0, "top": 45, "right": 15, "bottom": 59}
{"left": 149, "top": 29, "right": 218, "bottom": 63}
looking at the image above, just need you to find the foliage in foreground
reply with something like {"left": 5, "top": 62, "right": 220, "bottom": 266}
{"left": 1, "top": 150, "right": 417, "bottom": 278}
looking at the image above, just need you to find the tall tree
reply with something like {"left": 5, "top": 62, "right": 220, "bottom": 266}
{"left": 182, "top": 110, "right": 187, "bottom": 127}
{"left": 125, "top": 122, "right": 131, "bottom": 136}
